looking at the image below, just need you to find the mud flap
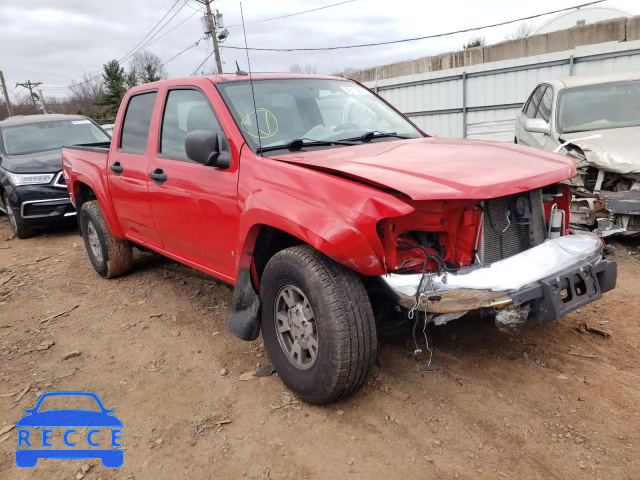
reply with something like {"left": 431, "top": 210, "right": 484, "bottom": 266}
{"left": 227, "top": 269, "right": 261, "bottom": 341}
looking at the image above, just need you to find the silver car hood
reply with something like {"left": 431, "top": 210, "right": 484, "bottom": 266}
{"left": 560, "top": 126, "right": 640, "bottom": 175}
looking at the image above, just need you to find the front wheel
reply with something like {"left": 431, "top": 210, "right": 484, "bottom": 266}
{"left": 260, "top": 245, "right": 377, "bottom": 404}
{"left": 80, "top": 201, "right": 133, "bottom": 278}
{"left": 4, "top": 194, "right": 37, "bottom": 239}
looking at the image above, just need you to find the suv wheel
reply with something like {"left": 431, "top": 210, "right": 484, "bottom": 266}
{"left": 3, "top": 194, "right": 37, "bottom": 239}
{"left": 260, "top": 245, "right": 377, "bottom": 404}
{"left": 80, "top": 201, "right": 133, "bottom": 278}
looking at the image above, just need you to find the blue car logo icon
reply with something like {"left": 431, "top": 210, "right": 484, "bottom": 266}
{"left": 15, "top": 391, "right": 123, "bottom": 468}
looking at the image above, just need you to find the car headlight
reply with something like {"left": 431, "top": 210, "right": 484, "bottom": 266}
{"left": 6, "top": 172, "right": 55, "bottom": 186}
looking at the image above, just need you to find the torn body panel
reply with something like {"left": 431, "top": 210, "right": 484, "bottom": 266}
{"left": 380, "top": 234, "right": 616, "bottom": 325}
{"left": 562, "top": 130, "right": 640, "bottom": 236}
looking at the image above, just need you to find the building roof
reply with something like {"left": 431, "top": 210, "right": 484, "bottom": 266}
{"left": 0, "top": 113, "right": 87, "bottom": 127}
{"left": 551, "top": 70, "right": 640, "bottom": 89}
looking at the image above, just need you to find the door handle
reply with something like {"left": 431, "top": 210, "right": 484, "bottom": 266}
{"left": 110, "top": 162, "right": 124, "bottom": 175}
{"left": 149, "top": 168, "right": 168, "bottom": 185}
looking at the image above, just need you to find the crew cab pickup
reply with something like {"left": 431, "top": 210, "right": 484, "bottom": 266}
{"left": 62, "top": 74, "right": 617, "bottom": 404}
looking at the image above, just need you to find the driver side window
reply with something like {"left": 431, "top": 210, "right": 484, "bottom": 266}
{"left": 524, "top": 85, "right": 547, "bottom": 118}
{"left": 160, "top": 89, "right": 227, "bottom": 159}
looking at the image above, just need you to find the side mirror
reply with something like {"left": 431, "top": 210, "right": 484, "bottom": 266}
{"left": 185, "top": 130, "right": 231, "bottom": 169}
{"left": 524, "top": 118, "right": 550, "bottom": 135}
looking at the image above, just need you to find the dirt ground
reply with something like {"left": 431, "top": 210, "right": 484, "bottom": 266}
{"left": 1, "top": 217, "right": 639, "bottom": 480}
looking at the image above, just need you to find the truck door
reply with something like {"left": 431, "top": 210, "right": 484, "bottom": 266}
{"left": 147, "top": 82, "right": 239, "bottom": 282}
{"left": 108, "top": 91, "right": 162, "bottom": 248}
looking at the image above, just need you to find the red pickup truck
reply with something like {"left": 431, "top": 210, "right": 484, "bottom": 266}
{"left": 62, "top": 74, "right": 616, "bottom": 404}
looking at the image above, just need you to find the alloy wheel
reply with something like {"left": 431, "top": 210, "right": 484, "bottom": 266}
{"left": 274, "top": 285, "right": 319, "bottom": 370}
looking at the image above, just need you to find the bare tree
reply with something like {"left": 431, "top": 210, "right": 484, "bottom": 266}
{"left": 289, "top": 63, "right": 317, "bottom": 74}
{"left": 68, "top": 73, "right": 104, "bottom": 118}
{"left": 130, "top": 50, "right": 167, "bottom": 84}
{"left": 507, "top": 22, "right": 535, "bottom": 40}
{"left": 463, "top": 37, "right": 486, "bottom": 49}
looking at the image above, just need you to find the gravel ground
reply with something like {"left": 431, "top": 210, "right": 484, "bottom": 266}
{"left": 1, "top": 216, "right": 639, "bottom": 480}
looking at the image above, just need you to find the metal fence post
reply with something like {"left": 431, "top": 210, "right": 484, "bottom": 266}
{"left": 569, "top": 55, "right": 575, "bottom": 76}
{"left": 462, "top": 71, "right": 468, "bottom": 139}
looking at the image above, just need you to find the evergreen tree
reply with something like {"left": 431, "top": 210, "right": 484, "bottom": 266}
{"left": 125, "top": 69, "right": 138, "bottom": 89}
{"left": 99, "top": 60, "right": 126, "bottom": 118}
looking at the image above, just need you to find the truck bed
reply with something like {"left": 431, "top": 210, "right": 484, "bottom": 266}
{"left": 63, "top": 141, "right": 111, "bottom": 153}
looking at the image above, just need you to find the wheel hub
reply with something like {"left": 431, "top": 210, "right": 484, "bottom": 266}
{"left": 87, "top": 221, "right": 103, "bottom": 264}
{"left": 274, "top": 286, "right": 318, "bottom": 370}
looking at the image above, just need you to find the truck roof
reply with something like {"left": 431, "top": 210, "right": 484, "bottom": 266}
{"left": 0, "top": 113, "right": 87, "bottom": 127}
{"left": 126, "top": 73, "right": 349, "bottom": 94}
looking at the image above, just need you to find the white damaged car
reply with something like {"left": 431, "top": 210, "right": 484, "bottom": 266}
{"left": 515, "top": 71, "right": 640, "bottom": 237}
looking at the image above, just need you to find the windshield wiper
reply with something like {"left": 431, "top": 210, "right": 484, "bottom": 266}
{"left": 339, "top": 131, "right": 412, "bottom": 143}
{"left": 256, "top": 137, "right": 353, "bottom": 154}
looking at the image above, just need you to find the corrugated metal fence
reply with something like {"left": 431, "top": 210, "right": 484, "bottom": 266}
{"left": 364, "top": 40, "right": 640, "bottom": 142}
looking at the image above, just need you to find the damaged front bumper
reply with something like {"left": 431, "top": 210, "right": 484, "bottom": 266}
{"left": 380, "top": 234, "right": 617, "bottom": 328}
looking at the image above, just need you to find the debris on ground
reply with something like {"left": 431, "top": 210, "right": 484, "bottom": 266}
{"left": 62, "top": 350, "right": 81, "bottom": 360}
{"left": 577, "top": 321, "right": 612, "bottom": 338}
{"left": 36, "top": 339, "right": 55, "bottom": 351}
{"left": 40, "top": 304, "right": 79, "bottom": 323}
{"left": 389, "top": 389, "right": 410, "bottom": 401}
{"left": 255, "top": 364, "right": 276, "bottom": 377}
{"left": 239, "top": 371, "right": 256, "bottom": 381}
{"left": 14, "top": 384, "right": 31, "bottom": 402}
{"left": 567, "top": 348, "right": 598, "bottom": 359}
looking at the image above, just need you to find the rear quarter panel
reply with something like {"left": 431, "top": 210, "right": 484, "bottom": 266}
{"left": 62, "top": 147, "right": 124, "bottom": 238}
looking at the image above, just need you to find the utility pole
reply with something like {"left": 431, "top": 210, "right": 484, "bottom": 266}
{"left": 37, "top": 89, "right": 47, "bottom": 114}
{"left": 203, "top": 0, "right": 223, "bottom": 74}
{"left": 0, "top": 71, "right": 13, "bottom": 116}
{"left": 16, "top": 80, "right": 42, "bottom": 108}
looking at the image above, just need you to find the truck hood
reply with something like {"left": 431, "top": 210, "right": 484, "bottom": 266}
{"left": 271, "top": 137, "right": 575, "bottom": 201}
{"left": 559, "top": 126, "right": 640, "bottom": 175}
{"left": 0, "top": 149, "right": 62, "bottom": 174}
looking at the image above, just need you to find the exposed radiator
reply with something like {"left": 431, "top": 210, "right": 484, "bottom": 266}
{"left": 482, "top": 189, "right": 546, "bottom": 263}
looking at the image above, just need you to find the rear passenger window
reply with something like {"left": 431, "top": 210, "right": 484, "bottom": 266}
{"left": 524, "top": 85, "right": 546, "bottom": 118}
{"left": 120, "top": 92, "right": 157, "bottom": 152}
{"left": 160, "top": 89, "right": 227, "bottom": 159}
{"left": 536, "top": 86, "right": 553, "bottom": 123}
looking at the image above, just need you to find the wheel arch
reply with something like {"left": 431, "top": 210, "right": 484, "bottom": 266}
{"left": 71, "top": 178, "right": 124, "bottom": 238}
{"left": 237, "top": 213, "right": 385, "bottom": 288}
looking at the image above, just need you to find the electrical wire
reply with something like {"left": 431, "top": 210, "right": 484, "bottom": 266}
{"left": 191, "top": 50, "right": 214, "bottom": 76}
{"left": 45, "top": 0, "right": 193, "bottom": 90}
{"left": 219, "top": 0, "right": 606, "bottom": 52}
{"left": 159, "top": 38, "right": 204, "bottom": 68}
{"left": 118, "top": 0, "right": 185, "bottom": 64}
{"left": 225, "top": 0, "right": 357, "bottom": 28}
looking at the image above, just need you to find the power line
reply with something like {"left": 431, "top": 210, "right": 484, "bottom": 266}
{"left": 44, "top": 0, "right": 192, "bottom": 90}
{"left": 191, "top": 51, "right": 214, "bottom": 75}
{"left": 159, "top": 38, "right": 204, "bottom": 68}
{"left": 142, "top": 7, "right": 202, "bottom": 50}
{"left": 220, "top": 0, "right": 606, "bottom": 52}
{"left": 225, "top": 0, "right": 357, "bottom": 28}
{"left": 118, "top": 0, "right": 184, "bottom": 64}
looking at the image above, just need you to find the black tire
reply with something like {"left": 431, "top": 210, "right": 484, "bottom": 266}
{"left": 79, "top": 200, "right": 133, "bottom": 278}
{"left": 260, "top": 245, "right": 377, "bottom": 404}
{"left": 3, "top": 193, "right": 37, "bottom": 239}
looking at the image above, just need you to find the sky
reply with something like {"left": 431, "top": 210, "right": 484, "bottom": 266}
{"left": 0, "top": 0, "right": 638, "bottom": 100}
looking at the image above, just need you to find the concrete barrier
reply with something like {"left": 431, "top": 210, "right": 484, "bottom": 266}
{"left": 348, "top": 16, "right": 639, "bottom": 82}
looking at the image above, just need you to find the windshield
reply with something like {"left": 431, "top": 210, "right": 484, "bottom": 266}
{"left": 216, "top": 78, "right": 422, "bottom": 153}
{"left": 36, "top": 395, "right": 101, "bottom": 412}
{"left": 1, "top": 119, "right": 110, "bottom": 155}
{"left": 557, "top": 80, "right": 640, "bottom": 134}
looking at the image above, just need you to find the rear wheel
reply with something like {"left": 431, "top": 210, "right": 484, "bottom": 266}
{"left": 260, "top": 245, "right": 377, "bottom": 404}
{"left": 80, "top": 200, "right": 133, "bottom": 278}
{"left": 3, "top": 193, "right": 37, "bottom": 239}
